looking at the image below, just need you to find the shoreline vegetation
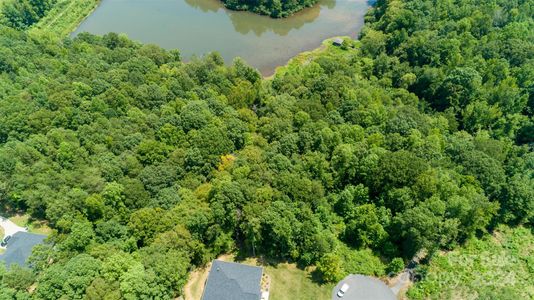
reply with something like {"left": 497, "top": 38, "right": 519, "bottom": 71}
{"left": 0, "top": 0, "right": 356, "bottom": 79}
{"left": 30, "top": 0, "right": 100, "bottom": 37}
{"left": 220, "top": 0, "right": 320, "bottom": 18}
{"left": 270, "top": 36, "right": 355, "bottom": 78}
{"left": 0, "top": 0, "right": 100, "bottom": 36}
{"left": 0, "top": 0, "right": 323, "bottom": 40}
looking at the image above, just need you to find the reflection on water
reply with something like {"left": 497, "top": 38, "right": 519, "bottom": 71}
{"left": 228, "top": 8, "right": 320, "bottom": 36}
{"left": 185, "top": 0, "right": 335, "bottom": 37}
{"left": 183, "top": 0, "right": 221, "bottom": 13}
{"left": 73, "top": 0, "right": 370, "bottom": 75}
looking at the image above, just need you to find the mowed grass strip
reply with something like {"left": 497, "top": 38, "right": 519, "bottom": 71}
{"left": 30, "top": 0, "right": 100, "bottom": 37}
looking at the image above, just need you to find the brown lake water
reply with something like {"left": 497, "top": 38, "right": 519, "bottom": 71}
{"left": 73, "top": 0, "right": 371, "bottom": 75}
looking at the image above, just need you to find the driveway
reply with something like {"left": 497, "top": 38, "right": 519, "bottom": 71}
{"left": 332, "top": 274, "right": 396, "bottom": 300}
{"left": 0, "top": 216, "right": 27, "bottom": 249}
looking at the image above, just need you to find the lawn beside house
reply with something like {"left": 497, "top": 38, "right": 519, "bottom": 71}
{"left": 261, "top": 262, "right": 333, "bottom": 300}
{"left": 184, "top": 255, "right": 333, "bottom": 300}
{"left": 9, "top": 214, "right": 52, "bottom": 235}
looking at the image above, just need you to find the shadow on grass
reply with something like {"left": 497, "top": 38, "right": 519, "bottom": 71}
{"left": 234, "top": 247, "right": 332, "bottom": 287}
{"left": 308, "top": 268, "right": 330, "bottom": 285}
{"left": 234, "top": 250, "right": 293, "bottom": 268}
{"left": 234, "top": 246, "right": 285, "bottom": 266}
{"left": 0, "top": 207, "right": 18, "bottom": 218}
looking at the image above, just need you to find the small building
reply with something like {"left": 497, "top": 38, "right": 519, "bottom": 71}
{"left": 332, "top": 274, "right": 396, "bottom": 300}
{"left": 333, "top": 38, "right": 344, "bottom": 46}
{"left": 202, "top": 260, "right": 263, "bottom": 300}
{"left": 0, "top": 232, "right": 46, "bottom": 268}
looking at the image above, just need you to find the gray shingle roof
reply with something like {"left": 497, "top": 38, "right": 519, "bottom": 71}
{"left": 201, "top": 260, "right": 263, "bottom": 300}
{"left": 0, "top": 232, "right": 47, "bottom": 268}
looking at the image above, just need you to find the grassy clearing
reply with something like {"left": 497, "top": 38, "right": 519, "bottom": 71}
{"left": 269, "top": 36, "right": 358, "bottom": 79}
{"left": 30, "top": 0, "right": 100, "bottom": 37}
{"left": 184, "top": 255, "right": 333, "bottom": 300}
{"left": 260, "top": 261, "right": 333, "bottom": 300}
{"left": 10, "top": 214, "right": 52, "bottom": 235}
{"left": 408, "top": 226, "right": 534, "bottom": 300}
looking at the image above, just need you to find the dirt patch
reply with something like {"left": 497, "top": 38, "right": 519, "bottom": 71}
{"left": 387, "top": 273, "right": 413, "bottom": 300}
{"left": 183, "top": 264, "right": 210, "bottom": 300}
{"left": 183, "top": 255, "right": 234, "bottom": 300}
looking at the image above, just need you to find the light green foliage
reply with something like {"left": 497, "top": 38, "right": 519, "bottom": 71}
{"left": 30, "top": 0, "right": 101, "bottom": 36}
{"left": 61, "top": 221, "right": 96, "bottom": 253}
{"left": 119, "top": 263, "right": 162, "bottom": 300}
{"left": 338, "top": 247, "right": 386, "bottom": 277}
{"left": 35, "top": 254, "right": 101, "bottom": 300}
{"left": 2, "top": 264, "right": 35, "bottom": 291}
{"left": 408, "top": 226, "right": 534, "bottom": 299}
{"left": 317, "top": 245, "right": 387, "bottom": 282}
{"left": 316, "top": 253, "right": 344, "bottom": 283}
{"left": 344, "top": 203, "right": 389, "bottom": 249}
{"left": 387, "top": 258, "right": 405, "bottom": 275}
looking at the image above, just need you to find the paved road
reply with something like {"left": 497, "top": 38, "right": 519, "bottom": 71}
{"left": 0, "top": 216, "right": 27, "bottom": 249}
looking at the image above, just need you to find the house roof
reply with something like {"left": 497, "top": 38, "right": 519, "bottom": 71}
{"left": 332, "top": 274, "right": 396, "bottom": 300}
{"left": 0, "top": 232, "right": 47, "bottom": 268}
{"left": 201, "top": 260, "right": 263, "bottom": 300}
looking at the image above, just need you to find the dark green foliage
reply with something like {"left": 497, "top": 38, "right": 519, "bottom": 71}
{"left": 0, "top": 0, "right": 55, "bottom": 30}
{"left": 221, "top": 0, "right": 319, "bottom": 18}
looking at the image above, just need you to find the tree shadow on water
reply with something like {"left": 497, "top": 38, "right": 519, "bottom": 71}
{"left": 183, "top": 0, "right": 339, "bottom": 37}
{"left": 183, "top": 0, "right": 223, "bottom": 13}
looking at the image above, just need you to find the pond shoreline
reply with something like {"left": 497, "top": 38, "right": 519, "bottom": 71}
{"left": 72, "top": 0, "right": 371, "bottom": 77}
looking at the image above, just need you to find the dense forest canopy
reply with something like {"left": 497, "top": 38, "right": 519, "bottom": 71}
{"left": 221, "top": 0, "right": 319, "bottom": 18}
{"left": 0, "top": 0, "right": 532, "bottom": 298}
{"left": 0, "top": 0, "right": 55, "bottom": 30}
